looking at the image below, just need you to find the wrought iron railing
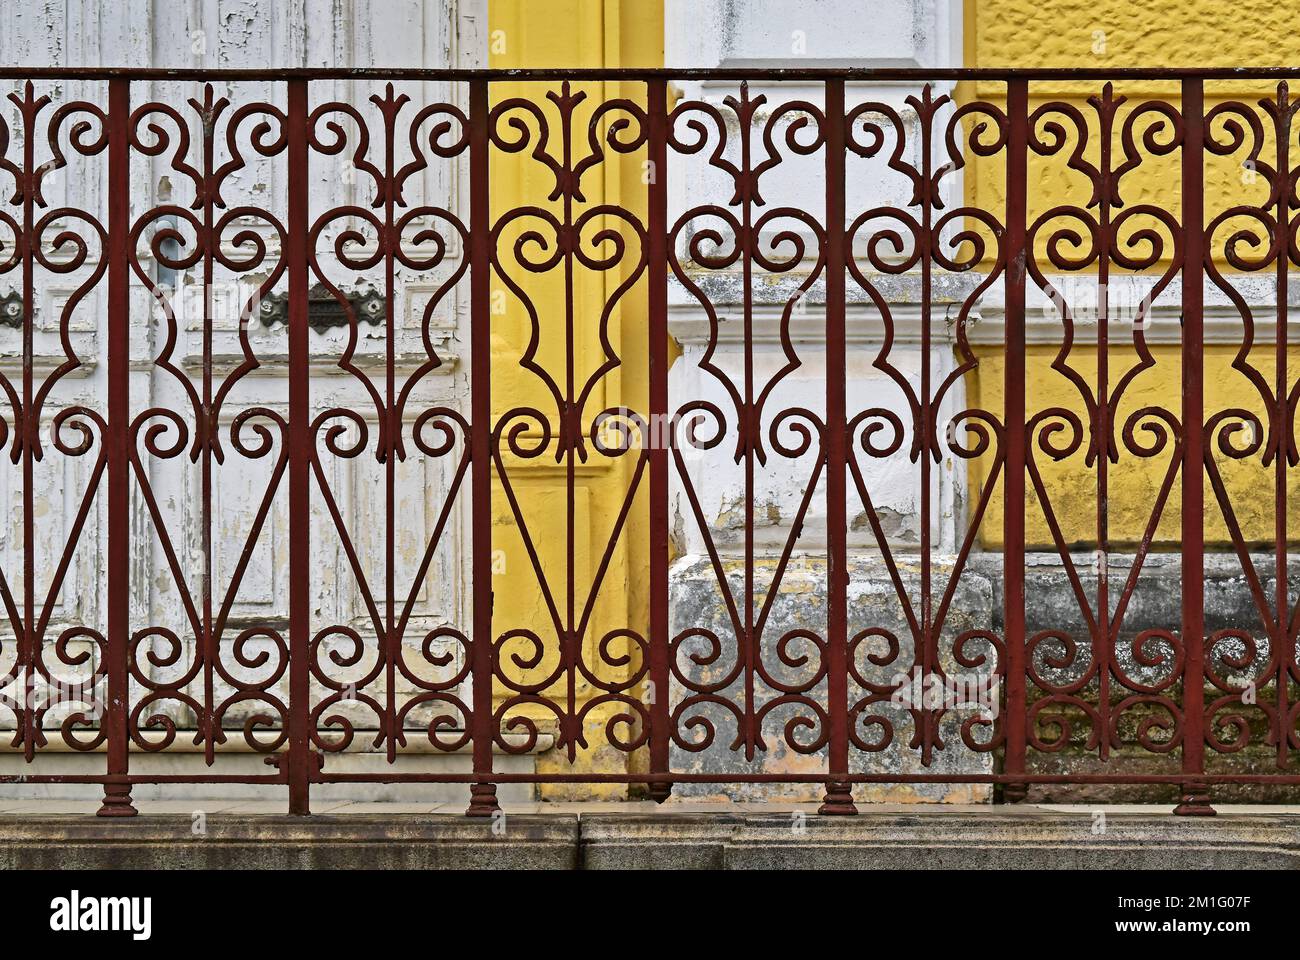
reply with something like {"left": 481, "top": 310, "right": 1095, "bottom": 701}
{"left": 1, "top": 67, "right": 1299, "bottom": 817}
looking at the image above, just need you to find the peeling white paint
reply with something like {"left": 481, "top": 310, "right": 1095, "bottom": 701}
{"left": 0, "top": 1, "right": 488, "bottom": 739}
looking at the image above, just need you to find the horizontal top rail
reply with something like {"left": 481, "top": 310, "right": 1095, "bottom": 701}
{"left": 2, "top": 66, "right": 1300, "bottom": 82}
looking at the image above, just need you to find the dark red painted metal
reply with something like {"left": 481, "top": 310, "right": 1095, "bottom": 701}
{"left": 1177, "top": 78, "right": 1210, "bottom": 816}
{"left": 1272, "top": 83, "right": 1292, "bottom": 779}
{"left": 6, "top": 67, "right": 1300, "bottom": 81}
{"left": 1001, "top": 79, "right": 1029, "bottom": 803}
{"left": 646, "top": 79, "right": 672, "bottom": 804}
{"left": 820, "top": 79, "right": 854, "bottom": 815}
{"left": 99, "top": 78, "right": 135, "bottom": 817}
{"left": 0, "top": 69, "right": 1290, "bottom": 818}
{"left": 466, "top": 78, "right": 498, "bottom": 817}
{"left": 286, "top": 78, "right": 312, "bottom": 815}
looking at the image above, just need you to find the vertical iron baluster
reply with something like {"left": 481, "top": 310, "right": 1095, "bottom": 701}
{"left": 740, "top": 82, "right": 757, "bottom": 760}
{"left": 918, "top": 86, "right": 935, "bottom": 764}
{"left": 466, "top": 78, "right": 499, "bottom": 816}
{"left": 1001, "top": 78, "right": 1028, "bottom": 803}
{"left": 99, "top": 77, "right": 135, "bottom": 817}
{"left": 1175, "top": 78, "right": 1211, "bottom": 815}
{"left": 562, "top": 82, "right": 578, "bottom": 760}
{"left": 820, "top": 78, "right": 854, "bottom": 815}
{"left": 646, "top": 79, "right": 672, "bottom": 803}
{"left": 1272, "top": 84, "right": 1291, "bottom": 777}
{"left": 19, "top": 83, "right": 36, "bottom": 768}
{"left": 200, "top": 87, "right": 215, "bottom": 767}
{"left": 286, "top": 77, "right": 313, "bottom": 815}
{"left": 1095, "top": 87, "right": 1113, "bottom": 762}
{"left": 383, "top": 87, "right": 398, "bottom": 766}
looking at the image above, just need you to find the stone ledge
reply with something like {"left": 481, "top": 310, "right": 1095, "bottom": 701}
{"left": 581, "top": 813, "right": 1300, "bottom": 869}
{"left": 1, "top": 810, "right": 1298, "bottom": 869}
{"left": 0, "top": 815, "right": 580, "bottom": 870}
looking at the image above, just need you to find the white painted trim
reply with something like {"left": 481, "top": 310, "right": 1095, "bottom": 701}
{"left": 669, "top": 271, "right": 1300, "bottom": 345}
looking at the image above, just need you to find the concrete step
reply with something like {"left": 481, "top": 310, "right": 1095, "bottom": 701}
{"left": 1, "top": 807, "right": 1297, "bottom": 869}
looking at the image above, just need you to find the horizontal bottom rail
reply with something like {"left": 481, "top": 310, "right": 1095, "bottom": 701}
{"left": 308, "top": 772, "right": 1300, "bottom": 785}
{"left": 2, "top": 772, "right": 1299, "bottom": 785}
{"left": 3, "top": 772, "right": 1297, "bottom": 785}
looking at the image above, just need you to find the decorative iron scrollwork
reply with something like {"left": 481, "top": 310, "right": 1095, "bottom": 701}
{"left": 6, "top": 66, "right": 1300, "bottom": 819}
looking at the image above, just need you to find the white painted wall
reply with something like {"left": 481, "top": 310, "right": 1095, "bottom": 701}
{"left": 664, "top": 0, "right": 969, "bottom": 561}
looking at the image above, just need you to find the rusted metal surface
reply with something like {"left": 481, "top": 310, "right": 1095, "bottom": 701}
{"left": 0, "top": 68, "right": 1297, "bottom": 817}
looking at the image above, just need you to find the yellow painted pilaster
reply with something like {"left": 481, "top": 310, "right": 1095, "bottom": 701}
{"left": 486, "top": 0, "right": 663, "bottom": 797}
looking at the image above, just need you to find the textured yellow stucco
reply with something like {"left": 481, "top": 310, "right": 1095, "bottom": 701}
{"left": 970, "top": 0, "right": 1300, "bottom": 70}
{"left": 970, "top": 343, "right": 1300, "bottom": 547}
{"left": 965, "top": 0, "right": 1300, "bottom": 548}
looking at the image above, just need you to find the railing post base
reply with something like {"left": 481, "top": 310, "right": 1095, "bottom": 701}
{"left": 1173, "top": 782, "right": 1215, "bottom": 816}
{"left": 648, "top": 781, "right": 672, "bottom": 803}
{"left": 288, "top": 788, "right": 311, "bottom": 817}
{"left": 1001, "top": 782, "right": 1028, "bottom": 804}
{"left": 817, "top": 781, "right": 857, "bottom": 815}
{"left": 96, "top": 781, "right": 137, "bottom": 818}
{"left": 465, "top": 782, "right": 500, "bottom": 817}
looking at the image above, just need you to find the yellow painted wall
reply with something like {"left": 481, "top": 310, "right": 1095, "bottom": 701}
{"left": 487, "top": 0, "right": 662, "bottom": 796}
{"left": 964, "top": 0, "right": 1300, "bottom": 547}
{"left": 967, "top": 0, "right": 1300, "bottom": 70}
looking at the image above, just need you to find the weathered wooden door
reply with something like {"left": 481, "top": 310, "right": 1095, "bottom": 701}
{"left": 0, "top": 1, "right": 484, "bottom": 749}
